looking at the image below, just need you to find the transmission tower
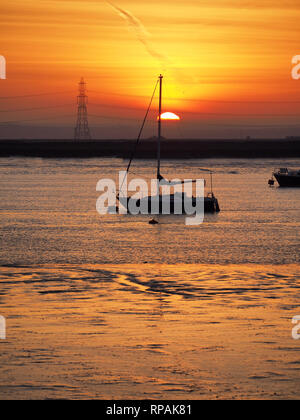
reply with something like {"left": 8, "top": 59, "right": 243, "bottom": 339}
{"left": 74, "top": 77, "right": 91, "bottom": 140}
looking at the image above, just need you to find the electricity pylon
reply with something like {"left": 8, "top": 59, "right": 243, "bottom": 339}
{"left": 74, "top": 77, "right": 91, "bottom": 140}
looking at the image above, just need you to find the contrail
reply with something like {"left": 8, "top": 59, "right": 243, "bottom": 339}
{"left": 107, "top": 1, "right": 168, "bottom": 67}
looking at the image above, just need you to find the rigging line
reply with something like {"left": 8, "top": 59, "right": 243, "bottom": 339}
{"left": 119, "top": 79, "right": 159, "bottom": 195}
{"left": 157, "top": 79, "right": 213, "bottom": 176}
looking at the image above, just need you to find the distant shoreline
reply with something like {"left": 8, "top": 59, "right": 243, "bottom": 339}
{"left": 0, "top": 138, "right": 300, "bottom": 159}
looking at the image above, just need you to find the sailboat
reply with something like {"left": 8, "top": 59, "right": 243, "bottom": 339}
{"left": 117, "top": 75, "right": 220, "bottom": 214}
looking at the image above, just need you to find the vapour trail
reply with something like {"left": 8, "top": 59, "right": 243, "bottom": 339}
{"left": 106, "top": 1, "right": 168, "bottom": 67}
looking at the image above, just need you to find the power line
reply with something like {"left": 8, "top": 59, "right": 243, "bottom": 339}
{"left": 1, "top": 113, "right": 299, "bottom": 128}
{"left": 0, "top": 104, "right": 73, "bottom": 113}
{"left": 0, "top": 100, "right": 298, "bottom": 118}
{"left": 0, "top": 113, "right": 137, "bottom": 126}
{"left": 89, "top": 89, "right": 300, "bottom": 104}
{"left": 0, "top": 115, "right": 74, "bottom": 125}
{"left": 89, "top": 114, "right": 137, "bottom": 121}
{"left": 0, "top": 83, "right": 299, "bottom": 130}
{"left": 0, "top": 91, "right": 73, "bottom": 99}
{"left": 89, "top": 102, "right": 143, "bottom": 112}
{"left": 1, "top": 90, "right": 299, "bottom": 105}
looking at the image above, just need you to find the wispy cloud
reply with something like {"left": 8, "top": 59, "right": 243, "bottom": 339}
{"left": 106, "top": 1, "right": 168, "bottom": 67}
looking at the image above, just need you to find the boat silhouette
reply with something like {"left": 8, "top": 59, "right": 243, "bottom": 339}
{"left": 117, "top": 75, "right": 220, "bottom": 214}
{"left": 272, "top": 168, "right": 300, "bottom": 187}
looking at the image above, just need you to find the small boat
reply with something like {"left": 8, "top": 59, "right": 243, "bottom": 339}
{"left": 149, "top": 218, "right": 159, "bottom": 225}
{"left": 268, "top": 178, "right": 275, "bottom": 186}
{"left": 272, "top": 168, "right": 300, "bottom": 187}
{"left": 117, "top": 75, "right": 220, "bottom": 214}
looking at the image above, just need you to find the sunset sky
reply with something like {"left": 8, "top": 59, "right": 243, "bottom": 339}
{"left": 1, "top": 0, "right": 300, "bottom": 139}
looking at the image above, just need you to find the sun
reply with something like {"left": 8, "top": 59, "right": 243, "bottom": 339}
{"left": 159, "top": 112, "right": 180, "bottom": 120}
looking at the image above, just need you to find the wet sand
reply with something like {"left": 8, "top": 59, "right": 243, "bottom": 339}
{"left": 0, "top": 264, "right": 299, "bottom": 400}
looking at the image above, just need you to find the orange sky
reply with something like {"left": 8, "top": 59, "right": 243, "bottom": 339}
{"left": 1, "top": 0, "right": 300, "bottom": 138}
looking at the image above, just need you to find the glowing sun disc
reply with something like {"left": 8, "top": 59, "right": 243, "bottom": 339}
{"left": 159, "top": 112, "right": 180, "bottom": 120}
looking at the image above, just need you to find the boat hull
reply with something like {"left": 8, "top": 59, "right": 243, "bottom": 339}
{"left": 274, "top": 174, "right": 300, "bottom": 187}
{"left": 117, "top": 195, "right": 220, "bottom": 214}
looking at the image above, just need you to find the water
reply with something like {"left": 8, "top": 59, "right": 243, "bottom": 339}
{"left": 0, "top": 157, "right": 299, "bottom": 399}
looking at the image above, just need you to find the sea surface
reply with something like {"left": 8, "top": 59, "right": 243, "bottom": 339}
{"left": 0, "top": 157, "right": 299, "bottom": 399}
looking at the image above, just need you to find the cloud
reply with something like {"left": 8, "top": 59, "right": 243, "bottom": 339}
{"left": 106, "top": 1, "right": 168, "bottom": 67}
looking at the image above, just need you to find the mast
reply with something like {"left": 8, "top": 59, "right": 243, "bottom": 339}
{"left": 157, "top": 74, "right": 163, "bottom": 179}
